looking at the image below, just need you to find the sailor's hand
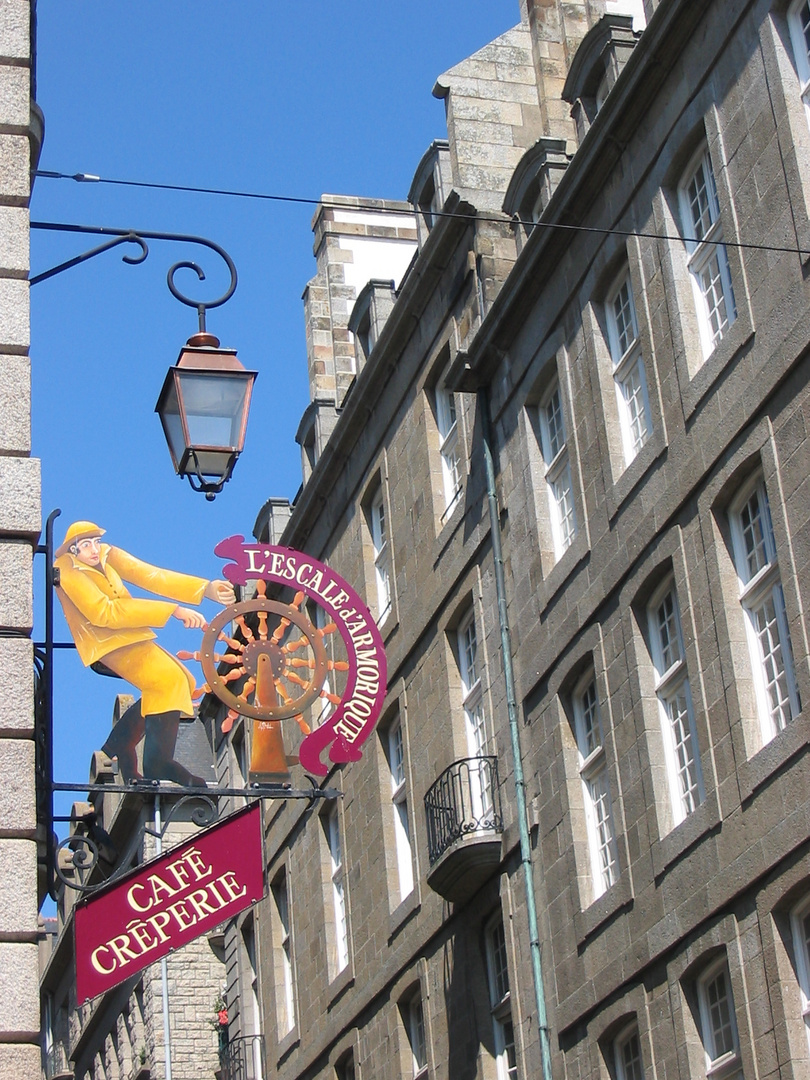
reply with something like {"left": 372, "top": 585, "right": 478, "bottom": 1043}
{"left": 204, "top": 579, "right": 236, "bottom": 605}
{"left": 173, "top": 605, "right": 207, "bottom": 629}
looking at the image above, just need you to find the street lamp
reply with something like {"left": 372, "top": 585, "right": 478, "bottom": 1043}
{"left": 155, "top": 330, "right": 257, "bottom": 500}
{"left": 30, "top": 221, "right": 255, "bottom": 499}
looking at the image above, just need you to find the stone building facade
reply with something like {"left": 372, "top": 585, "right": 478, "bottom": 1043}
{"left": 0, "top": 0, "right": 42, "bottom": 1077}
{"left": 232, "top": 0, "right": 810, "bottom": 1078}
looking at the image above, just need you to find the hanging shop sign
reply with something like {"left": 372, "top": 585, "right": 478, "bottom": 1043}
{"left": 74, "top": 802, "right": 264, "bottom": 1002}
{"left": 208, "top": 536, "right": 388, "bottom": 779}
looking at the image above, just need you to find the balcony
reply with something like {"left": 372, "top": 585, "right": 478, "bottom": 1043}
{"left": 424, "top": 756, "right": 503, "bottom": 902}
{"left": 43, "top": 1042, "right": 72, "bottom": 1080}
{"left": 219, "top": 1035, "right": 266, "bottom": 1080}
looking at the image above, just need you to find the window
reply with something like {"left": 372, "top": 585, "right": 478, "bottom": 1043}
{"left": 335, "top": 1051, "right": 356, "bottom": 1080}
{"left": 538, "top": 379, "right": 576, "bottom": 558}
{"left": 486, "top": 917, "right": 519, "bottom": 1080}
{"left": 614, "top": 1024, "right": 644, "bottom": 1080}
{"left": 327, "top": 804, "right": 349, "bottom": 974}
{"left": 606, "top": 270, "right": 651, "bottom": 464}
{"left": 678, "top": 147, "right": 736, "bottom": 360}
{"left": 573, "top": 675, "right": 618, "bottom": 899}
{"left": 387, "top": 717, "right": 414, "bottom": 901}
{"left": 696, "top": 960, "right": 742, "bottom": 1078}
{"left": 457, "top": 610, "right": 493, "bottom": 820}
{"left": 242, "top": 919, "right": 265, "bottom": 1080}
{"left": 404, "top": 991, "right": 428, "bottom": 1077}
{"left": 436, "top": 385, "right": 462, "bottom": 515}
{"left": 790, "top": 895, "right": 810, "bottom": 1052}
{"left": 370, "top": 486, "right": 391, "bottom": 622}
{"left": 271, "top": 871, "right": 295, "bottom": 1036}
{"left": 729, "top": 476, "right": 800, "bottom": 744}
{"left": 647, "top": 582, "right": 704, "bottom": 826}
{"left": 788, "top": 0, "right": 810, "bottom": 124}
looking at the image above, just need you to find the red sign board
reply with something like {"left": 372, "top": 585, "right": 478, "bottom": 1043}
{"left": 75, "top": 803, "right": 264, "bottom": 1002}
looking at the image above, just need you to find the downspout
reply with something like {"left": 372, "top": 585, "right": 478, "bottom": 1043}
{"left": 479, "top": 388, "right": 553, "bottom": 1080}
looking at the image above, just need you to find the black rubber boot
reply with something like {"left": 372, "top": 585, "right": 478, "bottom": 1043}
{"left": 142, "top": 712, "right": 207, "bottom": 786}
{"left": 100, "top": 700, "right": 145, "bottom": 781}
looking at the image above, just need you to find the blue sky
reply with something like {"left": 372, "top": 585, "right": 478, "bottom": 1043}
{"left": 31, "top": 2, "right": 518, "bottom": 834}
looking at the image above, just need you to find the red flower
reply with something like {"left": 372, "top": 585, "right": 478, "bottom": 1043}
{"left": 217, "top": 1008, "right": 228, "bottom": 1027}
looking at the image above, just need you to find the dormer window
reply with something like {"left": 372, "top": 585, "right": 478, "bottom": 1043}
{"left": 348, "top": 279, "right": 396, "bottom": 371}
{"left": 562, "top": 14, "right": 640, "bottom": 143}
{"left": 408, "top": 140, "right": 452, "bottom": 247}
{"left": 503, "top": 138, "right": 571, "bottom": 247}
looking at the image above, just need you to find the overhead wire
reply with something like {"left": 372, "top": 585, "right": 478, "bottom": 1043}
{"left": 32, "top": 168, "right": 810, "bottom": 259}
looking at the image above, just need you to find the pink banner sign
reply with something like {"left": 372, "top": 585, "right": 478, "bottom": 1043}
{"left": 214, "top": 537, "right": 388, "bottom": 776}
{"left": 75, "top": 803, "right": 264, "bottom": 1003}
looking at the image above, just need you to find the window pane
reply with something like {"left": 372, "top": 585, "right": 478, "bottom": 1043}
{"left": 686, "top": 156, "right": 717, "bottom": 240}
{"left": 544, "top": 387, "right": 565, "bottom": 461}
{"left": 750, "top": 587, "right": 794, "bottom": 732}
{"left": 705, "top": 968, "right": 736, "bottom": 1059}
{"left": 656, "top": 592, "right": 683, "bottom": 672}
{"left": 666, "top": 687, "right": 700, "bottom": 814}
{"left": 612, "top": 279, "right": 638, "bottom": 357}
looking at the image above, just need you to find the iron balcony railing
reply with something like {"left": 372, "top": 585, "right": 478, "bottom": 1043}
{"left": 424, "top": 756, "right": 503, "bottom": 864}
{"left": 219, "top": 1034, "right": 266, "bottom": 1080}
{"left": 43, "top": 1042, "right": 72, "bottom": 1080}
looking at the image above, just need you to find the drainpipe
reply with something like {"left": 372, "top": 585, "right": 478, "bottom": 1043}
{"left": 479, "top": 388, "right": 553, "bottom": 1080}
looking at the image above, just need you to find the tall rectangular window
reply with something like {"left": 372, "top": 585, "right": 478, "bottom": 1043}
{"left": 457, "top": 610, "right": 493, "bottom": 820}
{"left": 327, "top": 804, "right": 349, "bottom": 974}
{"left": 789, "top": 0, "right": 810, "bottom": 124}
{"left": 370, "top": 486, "right": 391, "bottom": 622}
{"left": 791, "top": 896, "right": 810, "bottom": 1053}
{"left": 606, "top": 270, "right": 651, "bottom": 464}
{"left": 271, "top": 871, "right": 295, "bottom": 1036}
{"left": 388, "top": 717, "right": 414, "bottom": 901}
{"left": 486, "top": 917, "right": 519, "bottom": 1080}
{"left": 614, "top": 1024, "right": 644, "bottom": 1080}
{"left": 538, "top": 379, "right": 576, "bottom": 558}
{"left": 729, "top": 477, "right": 800, "bottom": 744}
{"left": 242, "top": 919, "right": 265, "bottom": 1080}
{"left": 679, "top": 147, "right": 736, "bottom": 360}
{"left": 436, "top": 385, "right": 462, "bottom": 515}
{"left": 647, "top": 583, "right": 704, "bottom": 826}
{"left": 404, "top": 991, "right": 428, "bottom": 1077}
{"left": 696, "top": 960, "right": 742, "bottom": 1079}
{"left": 573, "top": 675, "right": 618, "bottom": 898}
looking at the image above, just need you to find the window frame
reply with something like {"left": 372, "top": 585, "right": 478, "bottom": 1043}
{"left": 790, "top": 894, "right": 810, "bottom": 1053}
{"left": 696, "top": 958, "right": 742, "bottom": 1078}
{"left": 435, "top": 383, "right": 463, "bottom": 517}
{"left": 457, "top": 609, "right": 493, "bottom": 821}
{"left": 728, "top": 474, "right": 801, "bottom": 745}
{"left": 270, "top": 870, "right": 295, "bottom": 1037}
{"left": 572, "top": 672, "right": 619, "bottom": 899}
{"left": 613, "top": 1022, "right": 644, "bottom": 1080}
{"left": 485, "top": 914, "right": 519, "bottom": 1080}
{"left": 788, "top": 0, "right": 810, "bottom": 124}
{"left": 537, "top": 377, "right": 577, "bottom": 559}
{"left": 677, "top": 145, "right": 737, "bottom": 361}
{"left": 387, "top": 715, "right": 415, "bottom": 902}
{"left": 647, "top": 579, "right": 705, "bottom": 827}
{"left": 405, "top": 990, "right": 428, "bottom": 1078}
{"left": 369, "top": 485, "right": 392, "bottom": 623}
{"left": 605, "top": 268, "right": 652, "bottom": 465}
{"left": 327, "top": 803, "right": 349, "bottom": 975}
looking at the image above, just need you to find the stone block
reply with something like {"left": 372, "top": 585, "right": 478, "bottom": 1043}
{"left": 0, "top": 839, "right": 36, "bottom": 932}
{"left": 0, "top": 205, "right": 26, "bottom": 272}
{"left": 0, "top": 63, "right": 28, "bottom": 128}
{"left": 0, "top": 353, "right": 29, "bottom": 451}
{"left": 0, "top": 457, "right": 38, "bottom": 535}
{"left": 0, "top": 541, "right": 31, "bottom": 629}
{"left": 0, "top": 1043, "right": 40, "bottom": 1080}
{"left": 0, "top": 277, "right": 26, "bottom": 348}
{"left": 0, "top": 134, "right": 28, "bottom": 203}
{"left": 0, "top": 636, "right": 32, "bottom": 734}
{"left": 0, "top": 739, "right": 34, "bottom": 832}
{"left": 0, "top": 942, "right": 38, "bottom": 1033}
{"left": 0, "top": 0, "right": 28, "bottom": 61}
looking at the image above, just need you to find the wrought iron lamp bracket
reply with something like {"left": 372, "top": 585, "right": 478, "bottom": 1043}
{"left": 30, "top": 221, "right": 238, "bottom": 333}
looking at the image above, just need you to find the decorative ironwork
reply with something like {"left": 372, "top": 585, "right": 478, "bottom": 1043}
{"left": 30, "top": 221, "right": 238, "bottom": 334}
{"left": 43, "top": 1040, "right": 72, "bottom": 1080}
{"left": 220, "top": 1034, "right": 266, "bottom": 1080}
{"left": 424, "top": 756, "right": 503, "bottom": 865}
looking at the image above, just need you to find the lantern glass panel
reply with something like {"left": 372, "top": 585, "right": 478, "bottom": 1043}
{"left": 159, "top": 378, "right": 188, "bottom": 468}
{"left": 177, "top": 371, "right": 249, "bottom": 449}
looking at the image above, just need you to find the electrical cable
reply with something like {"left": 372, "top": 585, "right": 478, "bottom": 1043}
{"left": 33, "top": 168, "right": 810, "bottom": 259}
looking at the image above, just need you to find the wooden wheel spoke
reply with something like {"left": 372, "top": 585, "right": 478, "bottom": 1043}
{"left": 257, "top": 611, "right": 268, "bottom": 640}
{"left": 282, "top": 635, "right": 309, "bottom": 653}
{"left": 322, "top": 690, "right": 342, "bottom": 705}
{"left": 220, "top": 709, "right": 239, "bottom": 734}
{"left": 256, "top": 580, "right": 267, "bottom": 597}
{"left": 329, "top": 660, "right": 350, "bottom": 671}
{"left": 222, "top": 666, "right": 246, "bottom": 684}
{"left": 218, "top": 632, "right": 242, "bottom": 650}
{"left": 287, "top": 657, "right": 316, "bottom": 669}
{"left": 284, "top": 671, "right": 309, "bottom": 690}
{"left": 271, "top": 617, "right": 290, "bottom": 644}
{"left": 235, "top": 616, "right": 255, "bottom": 642}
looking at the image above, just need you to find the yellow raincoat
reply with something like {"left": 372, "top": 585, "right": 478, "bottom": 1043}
{"left": 55, "top": 545, "right": 209, "bottom": 716}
